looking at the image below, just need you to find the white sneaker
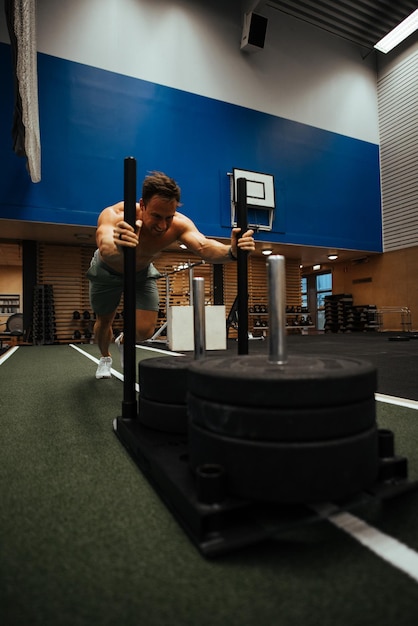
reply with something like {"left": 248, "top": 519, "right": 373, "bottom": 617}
{"left": 115, "top": 333, "right": 124, "bottom": 369}
{"left": 95, "top": 356, "right": 112, "bottom": 379}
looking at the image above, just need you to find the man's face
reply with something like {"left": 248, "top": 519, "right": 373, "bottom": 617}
{"left": 140, "top": 196, "right": 177, "bottom": 236}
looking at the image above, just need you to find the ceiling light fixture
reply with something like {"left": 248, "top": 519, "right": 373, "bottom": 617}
{"left": 327, "top": 254, "right": 338, "bottom": 261}
{"left": 262, "top": 249, "right": 273, "bottom": 256}
{"left": 313, "top": 264, "right": 321, "bottom": 271}
{"left": 374, "top": 9, "right": 418, "bottom": 53}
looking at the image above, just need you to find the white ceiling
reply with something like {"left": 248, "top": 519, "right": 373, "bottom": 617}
{"left": 261, "top": 0, "right": 417, "bottom": 50}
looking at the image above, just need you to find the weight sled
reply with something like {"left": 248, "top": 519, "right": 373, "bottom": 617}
{"left": 114, "top": 417, "right": 418, "bottom": 558}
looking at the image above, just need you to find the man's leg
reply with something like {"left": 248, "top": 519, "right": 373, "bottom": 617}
{"left": 94, "top": 311, "right": 116, "bottom": 357}
{"left": 86, "top": 252, "right": 123, "bottom": 378}
{"left": 135, "top": 309, "right": 159, "bottom": 342}
{"left": 113, "top": 310, "right": 157, "bottom": 371}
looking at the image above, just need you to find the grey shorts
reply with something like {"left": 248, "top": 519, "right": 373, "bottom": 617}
{"left": 86, "top": 249, "right": 162, "bottom": 315}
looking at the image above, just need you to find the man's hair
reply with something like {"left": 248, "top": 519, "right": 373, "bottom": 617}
{"left": 142, "top": 171, "right": 181, "bottom": 206}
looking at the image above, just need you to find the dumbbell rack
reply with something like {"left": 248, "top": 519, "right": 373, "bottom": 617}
{"left": 32, "top": 284, "right": 56, "bottom": 345}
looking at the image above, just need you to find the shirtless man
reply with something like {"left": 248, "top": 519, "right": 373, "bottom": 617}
{"left": 87, "top": 171, "right": 255, "bottom": 378}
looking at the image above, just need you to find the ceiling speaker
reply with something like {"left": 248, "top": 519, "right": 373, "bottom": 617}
{"left": 240, "top": 12, "right": 268, "bottom": 52}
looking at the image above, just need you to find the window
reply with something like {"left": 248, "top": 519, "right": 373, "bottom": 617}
{"left": 301, "top": 271, "right": 332, "bottom": 331}
{"left": 301, "top": 276, "right": 308, "bottom": 310}
{"left": 316, "top": 272, "right": 332, "bottom": 330}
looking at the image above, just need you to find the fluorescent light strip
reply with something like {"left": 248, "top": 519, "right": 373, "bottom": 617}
{"left": 374, "top": 9, "right": 418, "bottom": 53}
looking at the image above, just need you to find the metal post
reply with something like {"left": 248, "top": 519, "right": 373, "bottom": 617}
{"left": 122, "top": 157, "right": 137, "bottom": 419}
{"left": 268, "top": 255, "right": 288, "bottom": 365}
{"left": 165, "top": 274, "right": 170, "bottom": 313}
{"left": 193, "top": 277, "right": 206, "bottom": 360}
{"left": 189, "top": 262, "right": 194, "bottom": 307}
{"left": 236, "top": 177, "right": 248, "bottom": 355}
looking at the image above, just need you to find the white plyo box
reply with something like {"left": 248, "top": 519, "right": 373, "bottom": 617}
{"left": 167, "top": 305, "right": 226, "bottom": 351}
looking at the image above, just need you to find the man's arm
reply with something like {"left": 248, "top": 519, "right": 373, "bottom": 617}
{"left": 178, "top": 216, "right": 255, "bottom": 263}
{"left": 96, "top": 202, "right": 140, "bottom": 264}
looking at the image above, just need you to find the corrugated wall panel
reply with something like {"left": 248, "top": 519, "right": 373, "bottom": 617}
{"left": 378, "top": 49, "right": 418, "bottom": 252}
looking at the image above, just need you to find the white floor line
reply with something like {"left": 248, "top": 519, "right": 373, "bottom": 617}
{"left": 314, "top": 504, "right": 418, "bottom": 585}
{"left": 69, "top": 343, "right": 139, "bottom": 392}
{"left": 376, "top": 393, "right": 418, "bottom": 411}
{"left": 140, "top": 343, "right": 184, "bottom": 356}
{"left": 0, "top": 345, "right": 19, "bottom": 365}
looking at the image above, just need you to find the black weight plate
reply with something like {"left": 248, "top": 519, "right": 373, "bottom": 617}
{"left": 139, "top": 355, "right": 193, "bottom": 404}
{"left": 6, "top": 313, "right": 23, "bottom": 333}
{"left": 138, "top": 397, "right": 187, "bottom": 434}
{"left": 188, "top": 354, "right": 377, "bottom": 408}
{"left": 187, "top": 393, "right": 376, "bottom": 441}
{"left": 189, "top": 422, "right": 379, "bottom": 503}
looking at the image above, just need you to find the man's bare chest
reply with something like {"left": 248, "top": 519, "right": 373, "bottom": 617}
{"left": 135, "top": 232, "right": 178, "bottom": 268}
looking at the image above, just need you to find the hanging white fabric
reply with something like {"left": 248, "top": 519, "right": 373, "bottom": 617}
{"left": 11, "top": 0, "right": 41, "bottom": 183}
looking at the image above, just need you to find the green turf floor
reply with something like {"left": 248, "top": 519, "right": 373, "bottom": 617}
{"left": 1, "top": 345, "right": 418, "bottom": 626}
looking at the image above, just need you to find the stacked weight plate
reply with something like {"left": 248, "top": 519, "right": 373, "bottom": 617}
{"left": 138, "top": 356, "right": 193, "bottom": 434}
{"left": 187, "top": 353, "right": 379, "bottom": 503}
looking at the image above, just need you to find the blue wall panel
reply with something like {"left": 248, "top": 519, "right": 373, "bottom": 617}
{"left": 0, "top": 43, "right": 382, "bottom": 251}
